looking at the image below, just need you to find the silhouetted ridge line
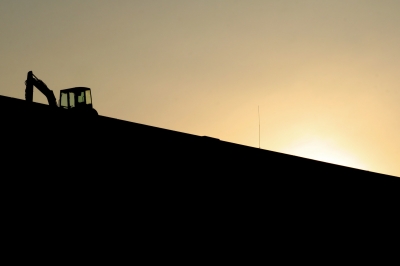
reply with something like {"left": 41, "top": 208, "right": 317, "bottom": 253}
{"left": 0, "top": 94, "right": 398, "bottom": 186}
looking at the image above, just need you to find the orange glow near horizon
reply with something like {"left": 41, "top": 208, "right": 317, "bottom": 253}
{"left": 281, "top": 137, "right": 367, "bottom": 170}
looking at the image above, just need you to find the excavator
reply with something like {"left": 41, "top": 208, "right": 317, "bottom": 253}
{"left": 25, "top": 71, "right": 97, "bottom": 115}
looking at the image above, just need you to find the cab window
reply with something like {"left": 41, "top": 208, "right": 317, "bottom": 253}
{"left": 77, "top": 91, "right": 85, "bottom": 103}
{"left": 69, "top": 92, "right": 75, "bottom": 108}
{"left": 85, "top": 90, "right": 92, "bottom": 104}
{"left": 60, "top": 92, "right": 68, "bottom": 109}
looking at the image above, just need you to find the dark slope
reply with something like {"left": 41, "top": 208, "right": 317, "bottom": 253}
{"left": 1, "top": 95, "right": 398, "bottom": 258}
{"left": 1, "top": 94, "right": 398, "bottom": 193}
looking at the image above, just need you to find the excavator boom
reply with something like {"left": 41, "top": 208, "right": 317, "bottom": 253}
{"left": 25, "top": 71, "right": 57, "bottom": 107}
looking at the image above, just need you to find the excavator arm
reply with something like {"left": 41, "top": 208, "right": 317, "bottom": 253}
{"left": 25, "top": 71, "right": 57, "bottom": 107}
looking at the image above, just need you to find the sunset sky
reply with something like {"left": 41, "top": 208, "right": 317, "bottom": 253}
{"left": 1, "top": 0, "right": 399, "bottom": 177}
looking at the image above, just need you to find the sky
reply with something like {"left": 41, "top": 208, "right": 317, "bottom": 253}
{"left": 1, "top": 0, "right": 399, "bottom": 177}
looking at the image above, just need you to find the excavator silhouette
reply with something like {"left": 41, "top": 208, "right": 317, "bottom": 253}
{"left": 25, "top": 71, "right": 98, "bottom": 115}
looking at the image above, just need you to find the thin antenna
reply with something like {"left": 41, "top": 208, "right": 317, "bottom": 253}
{"left": 258, "top": 106, "right": 260, "bottom": 149}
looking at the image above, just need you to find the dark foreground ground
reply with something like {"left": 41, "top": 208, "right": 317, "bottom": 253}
{"left": 1, "top": 95, "right": 398, "bottom": 260}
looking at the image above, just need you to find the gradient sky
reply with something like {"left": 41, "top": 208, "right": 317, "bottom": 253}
{"left": 1, "top": 0, "right": 399, "bottom": 176}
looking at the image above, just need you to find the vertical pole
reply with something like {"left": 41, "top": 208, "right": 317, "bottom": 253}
{"left": 258, "top": 106, "right": 260, "bottom": 149}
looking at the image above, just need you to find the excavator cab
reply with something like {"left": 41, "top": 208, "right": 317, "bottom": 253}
{"left": 59, "top": 87, "right": 93, "bottom": 110}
